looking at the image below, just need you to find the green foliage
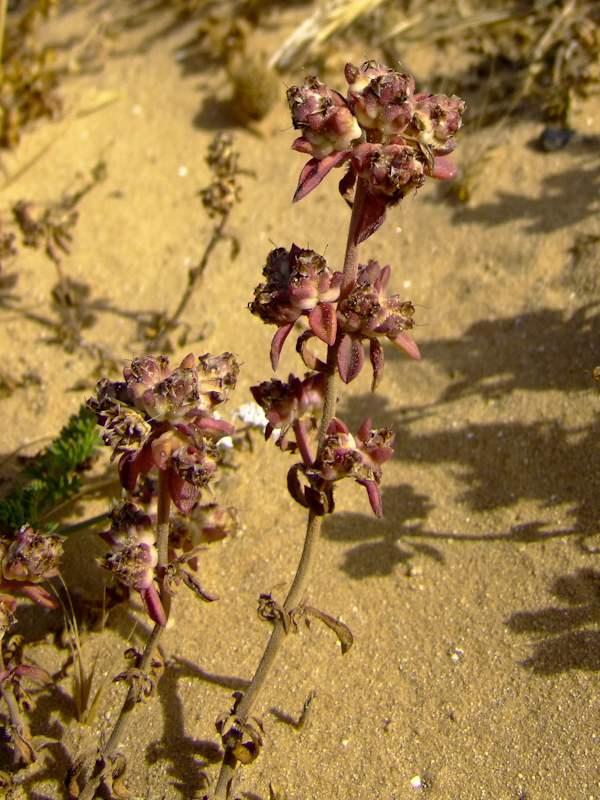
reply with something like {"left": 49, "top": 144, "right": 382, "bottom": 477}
{"left": 0, "top": 406, "right": 102, "bottom": 534}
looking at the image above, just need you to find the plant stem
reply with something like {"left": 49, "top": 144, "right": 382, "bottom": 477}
{"left": 211, "top": 179, "right": 367, "bottom": 799}
{"left": 0, "top": 642, "right": 35, "bottom": 766}
{"left": 58, "top": 512, "right": 111, "bottom": 535}
{"left": 78, "top": 471, "right": 172, "bottom": 800}
{"left": 341, "top": 176, "right": 369, "bottom": 295}
{"left": 150, "top": 215, "right": 228, "bottom": 350}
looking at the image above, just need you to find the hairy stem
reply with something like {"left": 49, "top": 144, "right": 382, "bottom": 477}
{"left": 340, "top": 176, "right": 369, "bottom": 295}
{"left": 78, "top": 472, "right": 172, "bottom": 800}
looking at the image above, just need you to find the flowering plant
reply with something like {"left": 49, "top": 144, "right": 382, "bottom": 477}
{"left": 208, "top": 60, "right": 464, "bottom": 798}
{"left": 76, "top": 59, "right": 464, "bottom": 800}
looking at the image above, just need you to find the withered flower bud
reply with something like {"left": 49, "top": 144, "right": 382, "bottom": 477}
{"left": 1, "top": 526, "right": 62, "bottom": 584}
{"left": 288, "top": 76, "right": 361, "bottom": 160}
{"left": 346, "top": 61, "right": 415, "bottom": 137}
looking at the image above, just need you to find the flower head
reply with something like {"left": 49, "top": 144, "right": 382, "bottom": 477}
{"left": 336, "top": 260, "right": 420, "bottom": 389}
{"left": 251, "top": 371, "right": 325, "bottom": 451}
{"left": 0, "top": 526, "right": 63, "bottom": 608}
{"left": 249, "top": 246, "right": 343, "bottom": 369}
{"left": 288, "top": 76, "right": 361, "bottom": 160}
{"left": 289, "top": 60, "right": 465, "bottom": 240}
{"left": 288, "top": 418, "right": 395, "bottom": 517}
{"left": 98, "top": 502, "right": 165, "bottom": 626}
{"left": 88, "top": 353, "right": 239, "bottom": 512}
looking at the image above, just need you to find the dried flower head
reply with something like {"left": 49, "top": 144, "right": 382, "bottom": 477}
{"left": 336, "top": 260, "right": 420, "bottom": 389}
{"left": 88, "top": 353, "right": 239, "bottom": 512}
{"left": 250, "top": 246, "right": 343, "bottom": 369}
{"left": 251, "top": 371, "right": 326, "bottom": 452}
{"left": 287, "top": 418, "right": 395, "bottom": 518}
{"left": 99, "top": 502, "right": 165, "bottom": 626}
{"left": 199, "top": 132, "right": 243, "bottom": 218}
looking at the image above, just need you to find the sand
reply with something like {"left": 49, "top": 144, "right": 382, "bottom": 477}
{"left": 1, "top": 2, "right": 600, "bottom": 799}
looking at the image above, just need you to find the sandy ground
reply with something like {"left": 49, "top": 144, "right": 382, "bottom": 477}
{"left": 2, "top": 2, "right": 600, "bottom": 799}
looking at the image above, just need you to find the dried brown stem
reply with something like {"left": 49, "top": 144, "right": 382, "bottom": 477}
{"left": 0, "top": 644, "right": 35, "bottom": 766}
{"left": 149, "top": 214, "right": 228, "bottom": 350}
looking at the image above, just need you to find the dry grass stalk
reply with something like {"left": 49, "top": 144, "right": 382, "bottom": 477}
{"left": 269, "top": 0, "right": 386, "bottom": 70}
{"left": 378, "top": 0, "right": 555, "bottom": 45}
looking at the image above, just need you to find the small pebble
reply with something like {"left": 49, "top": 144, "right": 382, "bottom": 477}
{"left": 539, "top": 127, "right": 575, "bottom": 152}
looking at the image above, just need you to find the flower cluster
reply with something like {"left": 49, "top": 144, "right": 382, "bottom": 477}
{"left": 252, "top": 370, "right": 394, "bottom": 516}
{"left": 288, "top": 417, "right": 395, "bottom": 518}
{"left": 250, "top": 246, "right": 419, "bottom": 389}
{"left": 98, "top": 503, "right": 164, "bottom": 625}
{"left": 88, "top": 352, "right": 239, "bottom": 513}
{"left": 0, "top": 526, "right": 63, "bottom": 608}
{"left": 251, "top": 371, "right": 325, "bottom": 456}
{"left": 288, "top": 60, "right": 465, "bottom": 240}
{"left": 199, "top": 132, "right": 243, "bottom": 218}
{"left": 336, "top": 260, "right": 419, "bottom": 389}
{"left": 249, "top": 245, "right": 343, "bottom": 369}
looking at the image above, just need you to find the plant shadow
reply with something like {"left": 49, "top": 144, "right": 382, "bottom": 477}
{"left": 448, "top": 151, "right": 600, "bottom": 233}
{"left": 506, "top": 567, "right": 600, "bottom": 674}
{"left": 393, "top": 303, "right": 600, "bottom": 403}
{"left": 322, "top": 484, "right": 439, "bottom": 579}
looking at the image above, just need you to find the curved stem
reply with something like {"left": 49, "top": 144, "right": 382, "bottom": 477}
{"left": 213, "top": 150, "right": 369, "bottom": 799}
{"left": 78, "top": 472, "right": 172, "bottom": 800}
{"left": 214, "top": 366, "right": 340, "bottom": 798}
{"left": 150, "top": 215, "right": 228, "bottom": 349}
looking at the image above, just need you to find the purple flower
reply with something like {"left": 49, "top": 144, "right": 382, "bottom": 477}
{"left": 249, "top": 246, "right": 343, "bottom": 369}
{"left": 309, "top": 417, "right": 395, "bottom": 517}
{"left": 287, "top": 417, "right": 395, "bottom": 517}
{"left": 336, "top": 260, "right": 420, "bottom": 389}
{"left": 88, "top": 353, "right": 238, "bottom": 512}
{"left": 288, "top": 60, "right": 465, "bottom": 240}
